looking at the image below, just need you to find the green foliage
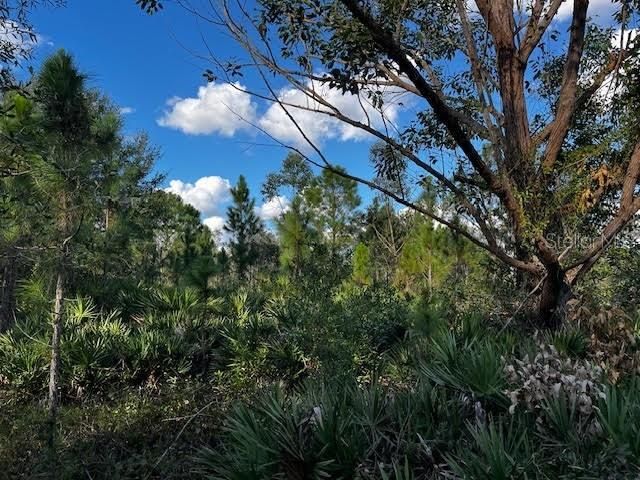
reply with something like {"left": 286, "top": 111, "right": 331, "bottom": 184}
{"left": 352, "top": 241, "right": 373, "bottom": 286}
{"left": 0, "top": 288, "right": 227, "bottom": 399}
{"left": 224, "top": 175, "right": 264, "bottom": 279}
{"left": 3, "top": 277, "right": 640, "bottom": 478}
{"left": 303, "top": 166, "right": 361, "bottom": 257}
{"left": 197, "top": 378, "right": 452, "bottom": 479}
{"left": 0, "top": 382, "right": 222, "bottom": 479}
{"left": 262, "top": 152, "right": 313, "bottom": 200}
{"left": 445, "top": 420, "right": 532, "bottom": 480}
{"left": 422, "top": 333, "right": 507, "bottom": 403}
{"left": 37, "top": 50, "right": 91, "bottom": 141}
{"left": 549, "top": 326, "right": 589, "bottom": 358}
{"left": 276, "top": 197, "right": 316, "bottom": 276}
{"left": 0, "top": 330, "right": 49, "bottom": 393}
{"left": 597, "top": 381, "right": 640, "bottom": 458}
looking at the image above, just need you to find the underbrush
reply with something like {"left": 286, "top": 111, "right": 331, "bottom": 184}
{"left": 200, "top": 335, "right": 640, "bottom": 479}
{"left": 0, "top": 283, "right": 410, "bottom": 402}
{"left": 2, "top": 281, "right": 640, "bottom": 479}
{"left": 0, "top": 381, "right": 226, "bottom": 479}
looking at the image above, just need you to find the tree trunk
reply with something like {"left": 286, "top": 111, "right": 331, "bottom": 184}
{"left": 48, "top": 265, "right": 65, "bottom": 441}
{"left": 0, "top": 247, "right": 18, "bottom": 332}
{"left": 427, "top": 256, "right": 433, "bottom": 300}
{"left": 537, "top": 264, "right": 571, "bottom": 329}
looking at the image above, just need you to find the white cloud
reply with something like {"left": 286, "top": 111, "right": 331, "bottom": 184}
{"left": 158, "top": 82, "right": 256, "bottom": 136}
{"left": 120, "top": 106, "right": 135, "bottom": 115}
{"left": 203, "top": 215, "right": 232, "bottom": 245}
{"left": 611, "top": 27, "right": 638, "bottom": 48}
{"left": 256, "top": 195, "right": 290, "bottom": 220}
{"left": 158, "top": 78, "right": 404, "bottom": 147}
{"left": 203, "top": 215, "right": 226, "bottom": 233}
{"left": 165, "top": 176, "right": 292, "bottom": 241}
{"left": 586, "top": 28, "right": 639, "bottom": 104}
{"left": 0, "top": 19, "right": 54, "bottom": 52}
{"left": 0, "top": 19, "right": 38, "bottom": 51}
{"left": 507, "top": 0, "right": 619, "bottom": 24}
{"left": 557, "top": 0, "right": 617, "bottom": 21}
{"left": 164, "top": 176, "right": 231, "bottom": 217}
{"left": 258, "top": 81, "right": 403, "bottom": 147}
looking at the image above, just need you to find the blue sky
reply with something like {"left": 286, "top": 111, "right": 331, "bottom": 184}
{"left": 32, "top": 1, "right": 280, "bottom": 225}
{"left": 31, "top": 0, "right": 395, "bottom": 231}
{"left": 29, "top": 0, "right": 624, "bottom": 233}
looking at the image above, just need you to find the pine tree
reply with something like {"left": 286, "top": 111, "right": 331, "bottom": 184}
{"left": 277, "top": 197, "right": 315, "bottom": 277}
{"left": 224, "top": 175, "right": 263, "bottom": 279}
{"left": 352, "top": 242, "right": 373, "bottom": 286}
{"left": 32, "top": 49, "right": 121, "bottom": 449}
{"left": 304, "top": 167, "right": 361, "bottom": 258}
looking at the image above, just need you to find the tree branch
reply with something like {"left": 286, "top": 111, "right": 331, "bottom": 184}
{"left": 519, "top": 0, "right": 565, "bottom": 62}
{"left": 541, "top": 0, "right": 589, "bottom": 173}
{"left": 340, "top": 0, "right": 526, "bottom": 246}
{"left": 564, "top": 141, "right": 640, "bottom": 275}
{"left": 455, "top": 0, "right": 503, "bottom": 146}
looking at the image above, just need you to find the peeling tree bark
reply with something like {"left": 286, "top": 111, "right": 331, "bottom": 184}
{"left": 48, "top": 264, "right": 65, "bottom": 421}
{"left": 48, "top": 191, "right": 75, "bottom": 449}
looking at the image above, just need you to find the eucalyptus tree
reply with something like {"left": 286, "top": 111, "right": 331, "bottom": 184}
{"left": 139, "top": 0, "right": 640, "bottom": 326}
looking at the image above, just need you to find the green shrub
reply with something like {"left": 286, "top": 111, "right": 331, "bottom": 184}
{"left": 0, "top": 331, "right": 49, "bottom": 395}
{"left": 445, "top": 420, "right": 532, "bottom": 480}
{"left": 549, "top": 326, "right": 589, "bottom": 358}
{"left": 422, "top": 333, "right": 507, "bottom": 403}
{"left": 597, "top": 381, "right": 640, "bottom": 458}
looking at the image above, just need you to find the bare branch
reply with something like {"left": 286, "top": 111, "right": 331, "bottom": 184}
{"left": 340, "top": 0, "right": 493, "bottom": 183}
{"left": 541, "top": 0, "right": 589, "bottom": 173}
{"left": 340, "top": 0, "right": 527, "bottom": 244}
{"left": 455, "top": 0, "right": 504, "bottom": 155}
{"left": 519, "top": 0, "right": 565, "bottom": 62}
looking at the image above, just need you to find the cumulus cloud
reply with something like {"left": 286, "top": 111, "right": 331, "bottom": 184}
{"left": 586, "top": 28, "right": 639, "bottom": 104}
{"left": 203, "top": 215, "right": 226, "bottom": 233}
{"left": 120, "top": 106, "right": 135, "bottom": 115}
{"left": 0, "top": 19, "right": 47, "bottom": 58}
{"left": 165, "top": 175, "right": 292, "bottom": 239}
{"left": 258, "top": 81, "right": 402, "bottom": 147}
{"left": 158, "top": 82, "right": 256, "bottom": 136}
{"left": 164, "top": 176, "right": 231, "bottom": 217}
{"left": 203, "top": 215, "right": 233, "bottom": 245}
{"left": 611, "top": 27, "right": 638, "bottom": 48}
{"left": 158, "top": 79, "right": 404, "bottom": 147}
{"left": 256, "top": 195, "right": 290, "bottom": 220}
{"left": 556, "top": 0, "right": 617, "bottom": 21}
